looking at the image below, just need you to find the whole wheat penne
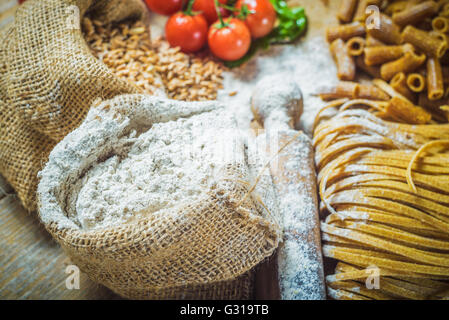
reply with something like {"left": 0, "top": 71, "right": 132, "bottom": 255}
{"left": 407, "top": 73, "right": 427, "bottom": 92}
{"left": 347, "top": 37, "right": 366, "bottom": 56}
{"left": 385, "top": 1, "right": 408, "bottom": 16}
{"left": 390, "top": 72, "right": 417, "bottom": 102}
{"left": 318, "top": 81, "right": 389, "bottom": 101}
{"left": 432, "top": 17, "right": 449, "bottom": 33}
{"left": 366, "top": 34, "right": 386, "bottom": 47}
{"left": 430, "top": 31, "right": 449, "bottom": 47}
{"left": 358, "top": 84, "right": 390, "bottom": 100}
{"left": 338, "top": 0, "right": 359, "bottom": 23}
{"left": 318, "top": 81, "right": 360, "bottom": 100}
{"left": 331, "top": 39, "right": 357, "bottom": 81}
{"left": 392, "top": 1, "right": 437, "bottom": 27}
{"left": 381, "top": 51, "right": 426, "bottom": 81}
{"left": 402, "top": 25, "right": 448, "bottom": 58}
{"left": 367, "top": 14, "right": 402, "bottom": 45}
{"left": 327, "top": 22, "right": 366, "bottom": 42}
{"left": 353, "top": 0, "right": 381, "bottom": 22}
{"left": 386, "top": 96, "right": 432, "bottom": 124}
{"left": 427, "top": 57, "right": 445, "bottom": 100}
{"left": 356, "top": 56, "right": 382, "bottom": 78}
{"left": 364, "top": 44, "right": 411, "bottom": 66}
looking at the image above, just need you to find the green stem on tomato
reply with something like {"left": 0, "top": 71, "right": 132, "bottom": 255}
{"left": 214, "top": 0, "right": 229, "bottom": 28}
{"left": 184, "top": 0, "right": 196, "bottom": 15}
{"left": 219, "top": 3, "right": 239, "bottom": 11}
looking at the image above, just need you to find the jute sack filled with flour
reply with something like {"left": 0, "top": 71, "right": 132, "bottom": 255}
{"left": 0, "top": 0, "right": 145, "bottom": 211}
{"left": 37, "top": 94, "right": 282, "bottom": 299}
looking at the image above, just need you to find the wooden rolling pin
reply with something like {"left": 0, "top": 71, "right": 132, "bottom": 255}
{"left": 252, "top": 75, "right": 326, "bottom": 300}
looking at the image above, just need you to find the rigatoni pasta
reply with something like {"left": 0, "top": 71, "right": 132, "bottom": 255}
{"left": 317, "top": 81, "right": 390, "bottom": 101}
{"left": 432, "top": 17, "right": 449, "bottom": 33}
{"left": 338, "top": 0, "right": 359, "bottom": 23}
{"left": 366, "top": 34, "right": 385, "bottom": 47}
{"left": 327, "top": 22, "right": 366, "bottom": 42}
{"left": 407, "top": 73, "right": 427, "bottom": 93}
{"left": 356, "top": 56, "right": 382, "bottom": 77}
{"left": 331, "top": 39, "right": 356, "bottom": 81}
{"left": 347, "top": 37, "right": 366, "bottom": 56}
{"left": 386, "top": 96, "right": 432, "bottom": 124}
{"left": 392, "top": 1, "right": 438, "bottom": 27}
{"left": 429, "top": 31, "right": 449, "bottom": 50}
{"left": 353, "top": 0, "right": 381, "bottom": 22}
{"left": 367, "top": 13, "right": 402, "bottom": 45}
{"left": 358, "top": 83, "right": 390, "bottom": 100}
{"left": 318, "top": 81, "right": 360, "bottom": 101}
{"left": 330, "top": 0, "right": 449, "bottom": 122}
{"left": 391, "top": 72, "right": 416, "bottom": 102}
{"left": 402, "top": 25, "right": 448, "bottom": 59}
{"left": 380, "top": 51, "right": 426, "bottom": 81}
{"left": 364, "top": 44, "right": 410, "bottom": 66}
{"left": 427, "top": 57, "right": 445, "bottom": 100}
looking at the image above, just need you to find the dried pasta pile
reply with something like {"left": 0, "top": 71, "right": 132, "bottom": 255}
{"left": 316, "top": 0, "right": 449, "bottom": 300}
{"left": 325, "top": 0, "right": 449, "bottom": 122}
{"left": 314, "top": 99, "right": 449, "bottom": 300}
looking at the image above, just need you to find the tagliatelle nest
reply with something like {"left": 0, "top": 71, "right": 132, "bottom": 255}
{"left": 314, "top": 98, "right": 449, "bottom": 300}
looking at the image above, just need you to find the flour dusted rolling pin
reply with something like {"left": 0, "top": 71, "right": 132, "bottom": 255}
{"left": 252, "top": 75, "right": 326, "bottom": 300}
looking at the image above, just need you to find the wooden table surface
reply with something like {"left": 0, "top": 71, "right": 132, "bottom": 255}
{"left": 0, "top": 0, "right": 338, "bottom": 300}
{"left": 0, "top": 0, "right": 120, "bottom": 300}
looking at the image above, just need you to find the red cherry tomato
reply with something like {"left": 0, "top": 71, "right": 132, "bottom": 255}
{"left": 144, "top": 0, "right": 183, "bottom": 16}
{"left": 208, "top": 18, "right": 251, "bottom": 61}
{"left": 236, "top": 0, "right": 276, "bottom": 38}
{"left": 166, "top": 12, "right": 208, "bottom": 53}
{"left": 192, "top": 0, "right": 229, "bottom": 25}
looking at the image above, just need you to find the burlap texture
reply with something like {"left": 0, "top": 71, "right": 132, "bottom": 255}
{"left": 0, "top": 0, "right": 144, "bottom": 211}
{"left": 38, "top": 95, "right": 281, "bottom": 299}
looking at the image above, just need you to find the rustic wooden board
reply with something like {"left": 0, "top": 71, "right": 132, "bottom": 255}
{"left": 0, "top": 192, "right": 120, "bottom": 299}
{"left": 0, "top": 0, "right": 119, "bottom": 300}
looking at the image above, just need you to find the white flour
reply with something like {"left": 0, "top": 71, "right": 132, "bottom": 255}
{"left": 73, "top": 108, "right": 243, "bottom": 230}
{"left": 218, "top": 37, "right": 338, "bottom": 135}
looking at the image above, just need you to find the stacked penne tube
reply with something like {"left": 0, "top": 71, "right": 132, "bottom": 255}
{"left": 326, "top": 0, "right": 449, "bottom": 121}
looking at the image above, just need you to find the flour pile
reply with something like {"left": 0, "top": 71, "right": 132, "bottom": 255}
{"left": 72, "top": 106, "right": 244, "bottom": 230}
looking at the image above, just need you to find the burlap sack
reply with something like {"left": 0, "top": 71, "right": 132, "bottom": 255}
{"left": 0, "top": 0, "right": 144, "bottom": 211}
{"left": 37, "top": 94, "right": 281, "bottom": 299}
